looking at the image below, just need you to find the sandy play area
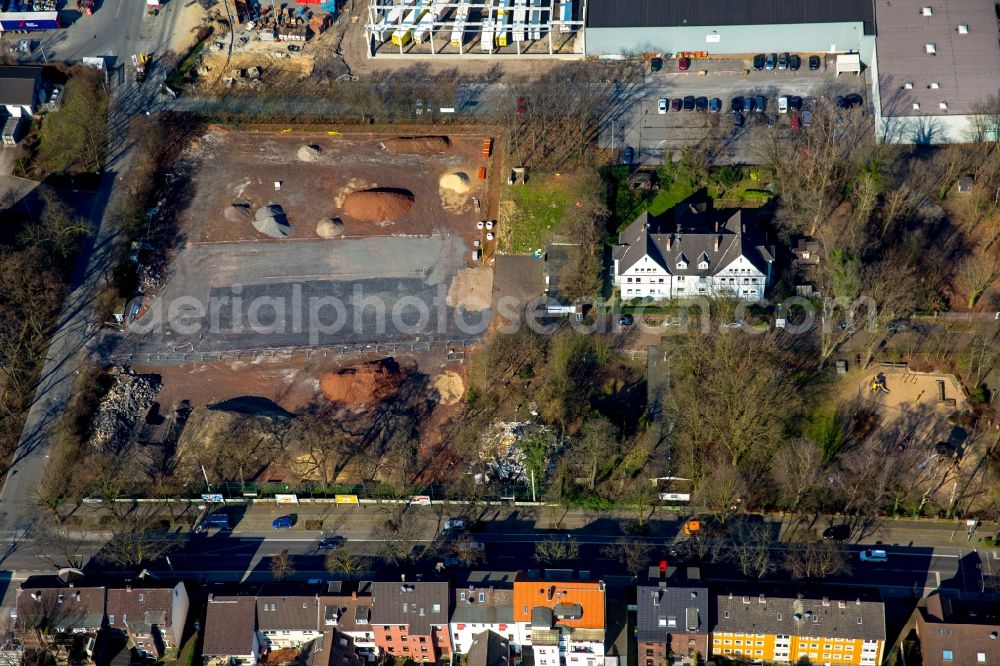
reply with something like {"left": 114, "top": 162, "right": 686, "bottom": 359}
{"left": 847, "top": 369, "right": 969, "bottom": 421}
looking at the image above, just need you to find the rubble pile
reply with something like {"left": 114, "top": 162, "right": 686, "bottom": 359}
{"left": 476, "top": 421, "right": 554, "bottom": 483}
{"left": 88, "top": 367, "right": 161, "bottom": 452}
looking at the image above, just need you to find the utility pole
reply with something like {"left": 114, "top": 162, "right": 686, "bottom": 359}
{"left": 201, "top": 464, "right": 212, "bottom": 492}
{"left": 530, "top": 469, "right": 536, "bottom": 503}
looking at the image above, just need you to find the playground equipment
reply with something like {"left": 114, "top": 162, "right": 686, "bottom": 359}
{"left": 870, "top": 375, "right": 889, "bottom": 394}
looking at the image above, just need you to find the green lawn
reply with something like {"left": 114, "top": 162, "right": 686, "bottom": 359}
{"left": 647, "top": 178, "right": 695, "bottom": 216}
{"left": 502, "top": 175, "right": 571, "bottom": 254}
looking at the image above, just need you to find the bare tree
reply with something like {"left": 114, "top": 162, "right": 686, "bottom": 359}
{"left": 447, "top": 534, "right": 486, "bottom": 568}
{"left": 723, "top": 520, "right": 775, "bottom": 579}
{"left": 534, "top": 538, "right": 580, "bottom": 565}
{"left": 325, "top": 550, "right": 370, "bottom": 579}
{"left": 271, "top": 550, "right": 295, "bottom": 581}
{"left": 100, "top": 506, "right": 175, "bottom": 569}
{"left": 783, "top": 540, "right": 851, "bottom": 580}
{"left": 601, "top": 539, "right": 652, "bottom": 576}
{"left": 957, "top": 251, "right": 1000, "bottom": 309}
{"left": 695, "top": 465, "right": 748, "bottom": 524}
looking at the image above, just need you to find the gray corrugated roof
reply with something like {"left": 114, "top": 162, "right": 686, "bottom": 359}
{"left": 711, "top": 590, "right": 886, "bottom": 641}
{"left": 874, "top": 0, "right": 1000, "bottom": 117}
{"left": 586, "top": 0, "right": 875, "bottom": 33}
{"left": 0, "top": 66, "right": 41, "bottom": 106}
{"left": 636, "top": 585, "right": 709, "bottom": 643}
{"left": 371, "top": 582, "right": 449, "bottom": 635}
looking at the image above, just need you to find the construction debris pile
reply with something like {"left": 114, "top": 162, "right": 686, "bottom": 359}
{"left": 233, "top": 3, "right": 329, "bottom": 41}
{"left": 88, "top": 367, "right": 162, "bottom": 453}
{"left": 475, "top": 421, "right": 554, "bottom": 484}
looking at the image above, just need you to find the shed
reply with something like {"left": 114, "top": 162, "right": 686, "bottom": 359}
{"left": 2, "top": 115, "right": 24, "bottom": 146}
{"left": 628, "top": 171, "right": 655, "bottom": 191}
{"left": 836, "top": 53, "right": 861, "bottom": 75}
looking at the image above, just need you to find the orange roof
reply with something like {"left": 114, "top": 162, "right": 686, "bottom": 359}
{"left": 512, "top": 576, "right": 605, "bottom": 630}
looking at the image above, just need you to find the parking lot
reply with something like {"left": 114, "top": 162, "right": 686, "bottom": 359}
{"left": 603, "top": 54, "right": 870, "bottom": 165}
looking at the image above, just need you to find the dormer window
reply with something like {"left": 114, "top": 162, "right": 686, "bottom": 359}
{"left": 676, "top": 253, "right": 688, "bottom": 270}
{"left": 698, "top": 261, "right": 708, "bottom": 269}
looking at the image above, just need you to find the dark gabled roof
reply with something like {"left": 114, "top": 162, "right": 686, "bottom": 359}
{"left": 16, "top": 585, "right": 106, "bottom": 632}
{"left": 586, "top": 0, "right": 875, "bottom": 34}
{"left": 637, "top": 585, "right": 709, "bottom": 643}
{"left": 0, "top": 66, "right": 41, "bottom": 106}
{"left": 257, "top": 594, "right": 320, "bottom": 632}
{"left": 371, "top": 582, "right": 449, "bottom": 635}
{"left": 467, "top": 630, "right": 510, "bottom": 666}
{"left": 917, "top": 594, "right": 1000, "bottom": 666}
{"left": 303, "top": 632, "right": 364, "bottom": 666}
{"left": 106, "top": 586, "right": 179, "bottom": 634}
{"left": 453, "top": 581, "right": 515, "bottom": 625}
{"left": 711, "top": 589, "right": 886, "bottom": 641}
{"left": 320, "top": 592, "right": 374, "bottom": 634}
{"left": 203, "top": 596, "right": 256, "bottom": 657}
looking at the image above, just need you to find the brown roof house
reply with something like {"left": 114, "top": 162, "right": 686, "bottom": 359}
{"left": 319, "top": 582, "right": 377, "bottom": 656}
{"left": 14, "top": 585, "right": 107, "bottom": 635}
{"left": 371, "top": 581, "right": 451, "bottom": 662}
{"left": 916, "top": 593, "right": 1000, "bottom": 666}
{"left": 301, "top": 631, "right": 365, "bottom": 666}
{"left": 203, "top": 595, "right": 259, "bottom": 666}
{"left": 449, "top": 571, "right": 521, "bottom": 654}
{"left": 256, "top": 594, "right": 322, "bottom": 649}
{"left": 106, "top": 583, "right": 189, "bottom": 657}
{"left": 466, "top": 630, "right": 510, "bottom": 666}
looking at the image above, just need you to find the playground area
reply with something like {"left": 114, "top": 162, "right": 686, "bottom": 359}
{"left": 856, "top": 369, "right": 969, "bottom": 420}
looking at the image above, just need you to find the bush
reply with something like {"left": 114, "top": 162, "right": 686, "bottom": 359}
{"left": 717, "top": 165, "right": 743, "bottom": 187}
{"left": 969, "top": 384, "right": 989, "bottom": 404}
{"left": 304, "top": 519, "right": 323, "bottom": 530}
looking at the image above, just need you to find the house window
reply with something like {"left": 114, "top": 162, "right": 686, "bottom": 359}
{"left": 432, "top": 604, "right": 441, "bottom": 613}
{"left": 459, "top": 593, "right": 466, "bottom": 601}
{"left": 138, "top": 594, "right": 144, "bottom": 602}
{"left": 724, "top": 611, "right": 729, "bottom": 619}
{"left": 667, "top": 617, "right": 677, "bottom": 628}
{"left": 943, "top": 650, "right": 953, "bottom": 661}
{"left": 627, "top": 278, "right": 632, "bottom": 283}
{"left": 478, "top": 593, "right": 485, "bottom": 602}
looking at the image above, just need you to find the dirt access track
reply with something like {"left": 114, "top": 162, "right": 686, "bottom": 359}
{"left": 116, "top": 128, "right": 497, "bottom": 360}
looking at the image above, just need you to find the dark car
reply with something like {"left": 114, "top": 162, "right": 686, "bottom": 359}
{"left": 650, "top": 57, "right": 663, "bottom": 72}
{"left": 742, "top": 96, "right": 755, "bottom": 113}
{"left": 731, "top": 96, "right": 744, "bottom": 113}
{"left": 789, "top": 54, "right": 801, "bottom": 71}
{"left": 678, "top": 57, "right": 691, "bottom": 71}
{"left": 733, "top": 112, "right": 745, "bottom": 128}
{"left": 765, "top": 53, "right": 777, "bottom": 70}
{"left": 708, "top": 97, "right": 722, "bottom": 113}
{"left": 778, "top": 52, "right": 789, "bottom": 70}
{"left": 801, "top": 110, "right": 812, "bottom": 126}
{"left": 670, "top": 97, "right": 683, "bottom": 111}
{"left": 845, "top": 93, "right": 864, "bottom": 108}
{"left": 822, "top": 524, "right": 851, "bottom": 541}
{"left": 694, "top": 96, "right": 708, "bottom": 112}
{"left": 318, "top": 535, "right": 345, "bottom": 550}
{"left": 516, "top": 97, "right": 527, "bottom": 115}
{"left": 622, "top": 146, "right": 635, "bottom": 165}
{"left": 836, "top": 95, "right": 848, "bottom": 109}
{"left": 754, "top": 95, "right": 767, "bottom": 112}
{"left": 272, "top": 515, "right": 295, "bottom": 529}
{"left": 789, "top": 95, "right": 802, "bottom": 111}
{"left": 809, "top": 54, "right": 821, "bottom": 70}
{"left": 683, "top": 95, "right": 696, "bottom": 111}
{"left": 287, "top": 44, "right": 301, "bottom": 53}
{"left": 752, "top": 53, "right": 765, "bottom": 70}
{"left": 619, "top": 314, "right": 634, "bottom": 326}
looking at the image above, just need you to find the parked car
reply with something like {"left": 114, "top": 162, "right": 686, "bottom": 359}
{"left": 778, "top": 52, "right": 789, "bottom": 70}
{"left": 733, "top": 112, "right": 745, "bottom": 128}
{"left": 859, "top": 549, "right": 888, "bottom": 563}
{"left": 778, "top": 96, "right": 789, "bottom": 113}
{"left": 845, "top": 93, "right": 864, "bottom": 108}
{"left": 801, "top": 110, "right": 812, "bottom": 126}
{"left": 621, "top": 146, "right": 635, "bottom": 165}
{"left": 708, "top": 97, "right": 721, "bottom": 113}
{"left": 272, "top": 516, "right": 295, "bottom": 529}
{"left": 683, "top": 95, "right": 696, "bottom": 111}
{"left": 789, "top": 95, "right": 803, "bottom": 111}
{"left": 754, "top": 95, "right": 767, "bottom": 112}
{"left": 619, "top": 314, "right": 634, "bottom": 326}
{"left": 670, "top": 98, "right": 683, "bottom": 112}
{"left": 731, "top": 96, "right": 744, "bottom": 113}
{"left": 752, "top": 53, "right": 766, "bottom": 70}
{"left": 822, "top": 524, "right": 851, "bottom": 541}
{"left": 789, "top": 54, "right": 801, "bottom": 71}
{"left": 650, "top": 57, "right": 663, "bottom": 72}
{"left": 694, "top": 96, "right": 708, "bottom": 112}
{"left": 444, "top": 518, "right": 467, "bottom": 531}
{"left": 678, "top": 57, "right": 691, "bottom": 71}
{"left": 809, "top": 54, "right": 821, "bottom": 70}
{"left": 287, "top": 44, "right": 301, "bottom": 53}
{"left": 658, "top": 97, "right": 668, "bottom": 114}
{"left": 790, "top": 112, "right": 801, "bottom": 129}
{"left": 765, "top": 53, "right": 777, "bottom": 70}
{"left": 742, "top": 97, "right": 755, "bottom": 113}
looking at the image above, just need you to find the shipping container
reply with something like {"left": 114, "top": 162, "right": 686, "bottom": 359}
{"left": 495, "top": 0, "right": 508, "bottom": 47}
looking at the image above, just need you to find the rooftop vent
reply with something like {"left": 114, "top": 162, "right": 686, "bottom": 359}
{"left": 929, "top": 82, "right": 940, "bottom": 89}
{"left": 913, "top": 102, "right": 921, "bottom": 110}
{"left": 940, "top": 101, "right": 949, "bottom": 110}
{"left": 958, "top": 24, "right": 969, "bottom": 33}
{"left": 922, "top": 6, "right": 932, "bottom": 16}
{"left": 926, "top": 43, "right": 937, "bottom": 54}
{"left": 904, "top": 82, "right": 914, "bottom": 89}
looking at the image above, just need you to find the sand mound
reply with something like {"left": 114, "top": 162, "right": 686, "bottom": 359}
{"left": 297, "top": 144, "right": 322, "bottom": 162}
{"left": 433, "top": 371, "right": 464, "bottom": 406}
{"left": 321, "top": 358, "right": 401, "bottom": 407}
{"left": 439, "top": 172, "right": 471, "bottom": 193}
{"left": 225, "top": 203, "right": 253, "bottom": 223}
{"left": 253, "top": 203, "right": 293, "bottom": 238}
{"left": 342, "top": 188, "right": 414, "bottom": 223}
{"left": 381, "top": 136, "right": 450, "bottom": 155}
{"left": 315, "top": 217, "right": 344, "bottom": 238}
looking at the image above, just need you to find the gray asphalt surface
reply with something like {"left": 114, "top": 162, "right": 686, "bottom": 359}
{"left": 112, "top": 233, "right": 479, "bottom": 357}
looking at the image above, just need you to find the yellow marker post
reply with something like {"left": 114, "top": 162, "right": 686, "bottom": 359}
{"left": 280, "top": 128, "right": 293, "bottom": 134}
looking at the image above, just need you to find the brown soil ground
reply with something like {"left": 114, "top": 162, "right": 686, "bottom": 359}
{"left": 180, "top": 128, "right": 491, "bottom": 245}
{"left": 341, "top": 188, "right": 415, "bottom": 222}
{"left": 320, "top": 358, "right": 402, "bottom": 406}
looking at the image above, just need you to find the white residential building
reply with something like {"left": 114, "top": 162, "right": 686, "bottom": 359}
{"left": 449, "top": 572, "right": 525, "bottom": 654}
{"left": 612, "top": 205, "right": 774, "bottom": 303}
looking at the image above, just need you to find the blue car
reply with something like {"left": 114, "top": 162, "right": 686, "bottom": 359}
{"left": 272, "top": 516, "right": 295, "bottom": 529}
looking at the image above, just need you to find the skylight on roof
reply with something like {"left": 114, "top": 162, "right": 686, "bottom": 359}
{"left": 925, "top": 43, "right": 937, "bottom": 54}
{"left": 922, "top": 6, "right": 932, "bottom": 16}
{"left": 958, "top": 24, "right": 969, "bottom": 34}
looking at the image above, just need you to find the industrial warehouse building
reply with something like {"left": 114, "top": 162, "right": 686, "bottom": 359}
{"left": 872, "top": 0, "right": 1000, "bottom": 143}
{"left": 583, "top": 0, "right": 876, "bottom": 62}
